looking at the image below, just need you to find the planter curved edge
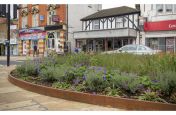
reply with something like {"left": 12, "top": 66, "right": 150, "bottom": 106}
{"left": 8, "top": 74, "right": 176, "bottom": 110}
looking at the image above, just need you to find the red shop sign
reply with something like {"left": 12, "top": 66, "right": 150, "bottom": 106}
{"left": 144, "top": 20, "right": 176, "bottom": 31}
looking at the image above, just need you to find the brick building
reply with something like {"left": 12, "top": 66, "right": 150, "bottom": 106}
{"left": 18, "top": 4, "right": 67, "bottom": 56}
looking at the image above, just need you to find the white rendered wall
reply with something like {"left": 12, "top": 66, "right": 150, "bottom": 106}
{"left": 68, "top": 4, "right": 102, "bottom": 52}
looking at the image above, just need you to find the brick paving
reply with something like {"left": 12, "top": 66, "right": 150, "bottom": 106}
{"left": 0, "top": 57, "right": 123, "bottom": 111}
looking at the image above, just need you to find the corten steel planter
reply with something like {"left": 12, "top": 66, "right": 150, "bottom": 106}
{"left": 8, "top": 74, "right": 176, "bottom": 110}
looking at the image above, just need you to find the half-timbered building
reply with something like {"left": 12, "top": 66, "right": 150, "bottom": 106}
{"left": 74, "top": 6, "right": 140, "bottom": 52}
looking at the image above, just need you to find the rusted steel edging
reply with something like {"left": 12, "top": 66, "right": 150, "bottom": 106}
{"left": 8, "top": 74, "right": 176, "bottom": 110}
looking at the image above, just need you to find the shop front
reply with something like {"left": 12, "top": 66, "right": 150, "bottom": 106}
{"left": 74, "top": 28, "right": 137, "bottom": 52}
{"left": 19, "top": 27, "right": 47, "bottom": 56}
{"left": 76, "top": 38, "right": 134, "bottom": 52}
{"left": 44, "top": 25, "right": 66, "bottom": 53}
{"left": 144, "top": 20, "right": 176, "bottom": 53}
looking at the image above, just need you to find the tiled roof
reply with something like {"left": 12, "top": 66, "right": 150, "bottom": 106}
{"left": 81, "top": 6, "right": 140, "bottom": 21}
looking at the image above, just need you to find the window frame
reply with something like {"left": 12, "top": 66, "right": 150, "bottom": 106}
{"left": 116, "top": 17, "right": 123, "bottom": 28}
{"left": 165, "top": 4, "right": 173, "bottom": 14}
{"left": 32, "top": 13, "right": 39, "bottom": 27}
{"left": 22, "top": 16, "right": 27, "bottom": 28}
{"left": 93, "top": 20, "right": 100, "bottom": 30}
{"left": 47, "top": 10, "right": 56, "bottom": 25}
{"left": 156, "top": 4, "right": 164, "bottom": 14}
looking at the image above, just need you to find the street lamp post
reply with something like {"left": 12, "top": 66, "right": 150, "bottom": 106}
{"left": 6, "top": 4, "right": 10, "bottom": 66}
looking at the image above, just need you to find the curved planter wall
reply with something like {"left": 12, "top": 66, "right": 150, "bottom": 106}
{"left": 8, "top": 74, "right": 176, "bottom": 110}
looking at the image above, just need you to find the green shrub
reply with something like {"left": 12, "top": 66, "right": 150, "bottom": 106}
{"left": 66, "top": 53, "right": 91, "bottom": 66}
{"left": 16, "top": 64, "right": 26, "bottom": 75}
{"left": 139, "top": 91, "right": 166, "bottom": 103}
{"left": 74, "top": 81, "right": 86, "bottom": 92}
{"left": 157, "top": 71, "right": 176, "bottom": 96}
{"left": 16, "top": 60, "right": 37, "bottom": 77}
{"left": 85, "top": 69, "right": 108, "bottom": 92}
{"left": 104, "top": 87, "right": 122, "bottom": 96}
{"left": 52, "top": 82, "right": 71, "bottom": 90}
{"left": 39, "top": 66, "right": 58, "bottom": 82}
{"left": 139, "top": 76, "right": 151, "bottom": 87}
{"left": 112, "top": 75, "right": 141, "bottom": 94}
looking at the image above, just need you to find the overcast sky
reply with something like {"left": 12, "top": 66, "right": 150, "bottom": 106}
{"left": 102, "top": 4, "right": 135, "bottom": 9}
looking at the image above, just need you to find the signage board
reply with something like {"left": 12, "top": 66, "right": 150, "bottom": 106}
{"left": 10, "top": 25, "right": 17, "bottom": 29}
{"left": 40, "top": 15, "right": 44, "bottom": 21}
{"left": 144, "top": 20, "right": 176, "bottom": 31}
{"left": 52, "top": 15, "right": 59, "bottom": 22}
{"left": 19, "top": 32, "right": 47, "bottom": 40}
{"left": 19, "top": 27, "right": 45, "bottom": 34}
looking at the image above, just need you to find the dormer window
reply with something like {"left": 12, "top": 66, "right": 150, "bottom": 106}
{"left": 156, "top": 4, "right": 163, "bottom": 13}
{"left": 166, "top": 4, "right": 173, "bottom": 13}
{"left": 93, "top": 20, "right": 99, "bottom": 30}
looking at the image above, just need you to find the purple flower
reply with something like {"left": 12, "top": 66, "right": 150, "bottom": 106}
{"left": 98, "top": 67, "right": 102, "bottom": 71}
{"left": 73, "top": 79, "right": 80, "bottom": 85}
{"left": 103, "top": 75, "right": 106, "bottom": 80}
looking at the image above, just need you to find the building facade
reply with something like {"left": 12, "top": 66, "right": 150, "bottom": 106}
{"left": 18, "top": 4, "right": 66, "bottom": 56}
{"left": 140, "top": 4, "right": 176, "bottom": 53}
{"left": 18, "top": 4, "right": 101, "bottom": 56}
{"left": 74, "top": 6, "right": 140, "bottom": 52}
{"left": 0, "top": 21, "right": 6, "bottom": 56}
{"left": 0, "top": 4, "right": 18, "bottom": 56}
{"left": 67, "top": 4, "right": 102, "bottom": 52}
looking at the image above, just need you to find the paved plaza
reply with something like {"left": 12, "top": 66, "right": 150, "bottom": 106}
{"left": 0, "top": 56, "right": 123, "bottom": 111}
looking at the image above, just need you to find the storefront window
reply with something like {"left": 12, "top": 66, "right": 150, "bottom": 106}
{"left": 93, "top": 20, "right": 99, "bottom": 30}
{"left": 32, "top": 14, "right": 39, "bottom": 27}
{"left": 156, "top": 4, "right": 163, "bottom": 13}
{"left": 165, "top": 4, "right": 173, "bottom": 13}
{"left": 147, "top": 38, "right": 158, "bottom": 50}
{"left": 116, "top": 17, "right": 123, "bottom": 28}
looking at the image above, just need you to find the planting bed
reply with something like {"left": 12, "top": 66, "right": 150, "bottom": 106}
{"left": 9, "top": 53, "right": 176, "bottom": 110}
{"left": 8, "top": 74, "right": 176, "bottom": 110}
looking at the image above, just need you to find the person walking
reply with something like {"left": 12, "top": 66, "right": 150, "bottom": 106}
{"left": 33, "top": 45, "right": 38, "bottom": 57}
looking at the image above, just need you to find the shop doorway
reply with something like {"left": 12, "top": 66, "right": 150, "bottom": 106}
{"left": 108, "top": 39, "right": 113, "bottom": 51}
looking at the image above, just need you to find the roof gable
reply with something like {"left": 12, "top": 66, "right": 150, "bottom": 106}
{"left": 81, "top": 6, "right": 140, "bottom": 21}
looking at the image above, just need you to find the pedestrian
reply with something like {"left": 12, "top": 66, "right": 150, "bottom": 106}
{"left": 33, "top": 45, "right": 37, "bottom": 57}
